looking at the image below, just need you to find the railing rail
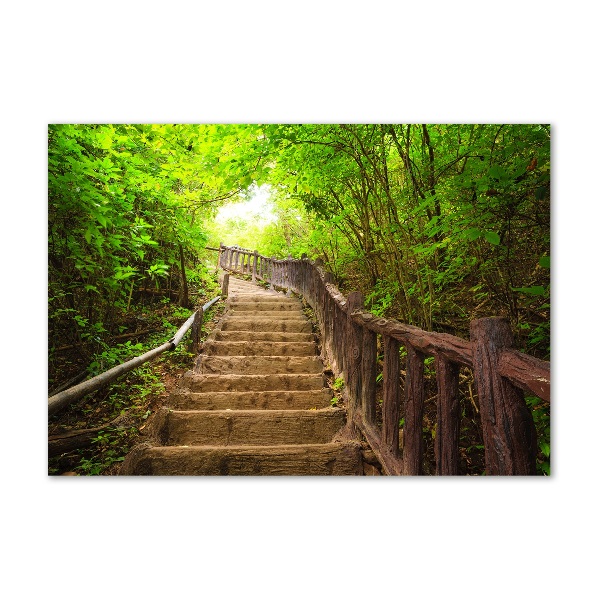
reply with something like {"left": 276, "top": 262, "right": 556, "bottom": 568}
{"left": 218, "top": 243, "right": 550, "bottom": 476}
{"left": 48, "top": 295, "right": 221, "bottom": 417}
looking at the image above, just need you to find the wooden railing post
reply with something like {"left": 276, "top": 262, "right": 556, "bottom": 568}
{"left": 221, "top": 273, "right": 230, "bottom": 298}
{"left": 191, "top": 306, "right": 203, "bottom": 354}
{"left": 254, "top": 253, "right": 258, "bottom": 279}
{"left": 217, "top": 242, "right": 224, "bottom": 271}
{"left": 362, "top": 323, "right": 377, "bottom": 427}
{"left": 286, "top": 255, "right": 292, "bottom": 296}
{"left": 435, "top": 356, "right": 460, "bottom": 475}
{"left": 470, "top": 317, "right": 537, "bottom": 475}
{"left": 382, "top": 335, "right": 401, "bottom": 459}
{"left": 321, "top": 271, "right": 333, "bottom": 365}
{"left": 268, "top": 257, "right": 275, "bottom": 289}
{"left": 346, "top": 292, "right": 364, "bottom": 419}
{"left": 301, "top": 254, "right": 308, "bottom": 300}
{"left": 404, "top": 344, "right": 425, "bottom": 475}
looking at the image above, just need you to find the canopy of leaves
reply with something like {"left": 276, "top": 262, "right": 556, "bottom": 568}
{"left": 49, "top": 123, "right": 550, "bottom": 369}
{"left": 210, "top": 124, "right": 550, "bottom": 357}
{"left": 48, "top": 124, "right": 266, "bottom": 357}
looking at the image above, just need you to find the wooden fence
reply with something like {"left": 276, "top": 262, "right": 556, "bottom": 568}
{"left": 218, "top": 243, "right": 550, "bottom": 476}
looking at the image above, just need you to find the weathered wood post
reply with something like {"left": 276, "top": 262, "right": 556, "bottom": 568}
{"left": 221, "top": 273, "right": 230, "bottom": 298}
{"left": 286, "top": 255, "right": 292, "bottom": 296}
{"left": 191, "top": 306, "right": 203, "bottom": 354}
{"left": 322, "top": 270, "right": 334, "bottom": 366}
{"left": 269, "top": 257, "right": 276, "bottom": 289}
{"left": 382, "top": 335, "right": 401, "bottom": 459}
{"left": 314, "top": 258, "right": 323, "bottom": 299}
{"left": 435, "top": 356, "right": 460, "bottom": 475}
{"left": 301, "top": 254, "right": 308, "bottom": 300}
{"left": 346, "top": 292, "right": 364, "bottom": 419}
{"left": 252, "top": 250, "right": 258, "bottom": 282}
{"left": 217, "top": 242, "right": 224, "bottom": 271}
{"left": 470, "top": 317, "right": 537, "bottom": 475}
{"left": 361, "top": 322, "right": 377, "bottom": 428}
{"left": 404, "top": 344, "right": 425, "bottom": 475}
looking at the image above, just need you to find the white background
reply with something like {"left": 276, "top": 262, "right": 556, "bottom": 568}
{"left": 1, "top": 1, "right": 595, "bottom": 598}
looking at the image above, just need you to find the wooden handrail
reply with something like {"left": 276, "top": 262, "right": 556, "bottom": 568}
{"left": 350, "top": 311, "right": 474, "bottom": 368}
{"left": 218, "top": 243, "right": 550, "bottom": 476}
{"left": 48, "top": 296, "right": 221, "bottom": 417}
{"left": 497, "top": 348, "right": 550, "bottom": 402}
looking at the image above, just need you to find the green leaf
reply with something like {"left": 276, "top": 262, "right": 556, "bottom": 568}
{"left": 465, "top": 228, "right": 481, "bottom": 241}
{"left": 512, "top": 285, "right": 547, "bottom": 296}
{"left": 540, "top": 442, "right": 550, "bottom": 458}
{"left": 84, "top": 228, "right": 92, "bottom": 244}
{"left": 488, "top": 165, "right": 510, "bottom": 181}
{"left": 484, "top": 231, "right": 500, "bottom": 245}
{"left": 539, "top": 255, "right": 550, "bottom": 269}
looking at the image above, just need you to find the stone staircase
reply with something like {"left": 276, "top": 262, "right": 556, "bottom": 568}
{"left": 120, "top": 276, "right": 367, "bottom": 475}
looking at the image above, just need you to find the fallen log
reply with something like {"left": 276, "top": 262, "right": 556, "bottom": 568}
{"left": 48, "top": 415, "right": 131, "bottom": 456}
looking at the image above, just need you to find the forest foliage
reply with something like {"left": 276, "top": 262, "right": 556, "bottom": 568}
{"left": 49, "top": 124, "right": 257, "bottom": 372}
{"left": 49, "top": 123, "right": 550, "bottom": 376}
{"left": 48, "top": 123, "right": 550, "bottom": 475}
{"left": 214, "top": 124, "right": 550, "bottom": 356}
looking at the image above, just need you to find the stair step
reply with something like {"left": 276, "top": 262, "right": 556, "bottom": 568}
{"left": 200, "top": 355, "right": 323, "bottom": 375}
{"left": 120, "top": 442, "right": 363, "bottom": 475}
{"left": 228, "top": 302, "right": 302, "bottom": 311}
{"left": 214, "top": 331, "right": 315, "bottom": 343}
{"left": 171, "top": 389, "right": 332, "bottom": 410}
{"left": 162, "top": 408, "right": 346, "bottom": 446}
{"left": 228, "top": 284, "right": 268, "bottom": 290}
{"left": 182, "top": 372, "right": 326, "bottom": 392}
{"left": 227, "top": 311, "right": 305, "bottom": 320}
{"left": 221, "top": 319, "right": 312, "bottom": 333}
{"left": 226, "top": 294, "right": 291, "bottom": 303}
{"left": 118, "top": 274, "right": 355, "bottom": 477}
{"left": 204, "top": 341, "right": 316, "bottom": 356}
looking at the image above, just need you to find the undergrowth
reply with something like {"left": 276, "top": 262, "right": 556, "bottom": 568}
{"left": 48, "top": 279, "right": 224, "bottom": 476}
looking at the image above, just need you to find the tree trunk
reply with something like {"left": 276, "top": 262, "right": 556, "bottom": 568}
{"left": 178, "top": 242, "right": 189, "bottom": 308}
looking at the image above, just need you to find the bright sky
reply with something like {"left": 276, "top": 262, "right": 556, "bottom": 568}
{"left": 215, "top": 183, "right": 276, "bottom": 224}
